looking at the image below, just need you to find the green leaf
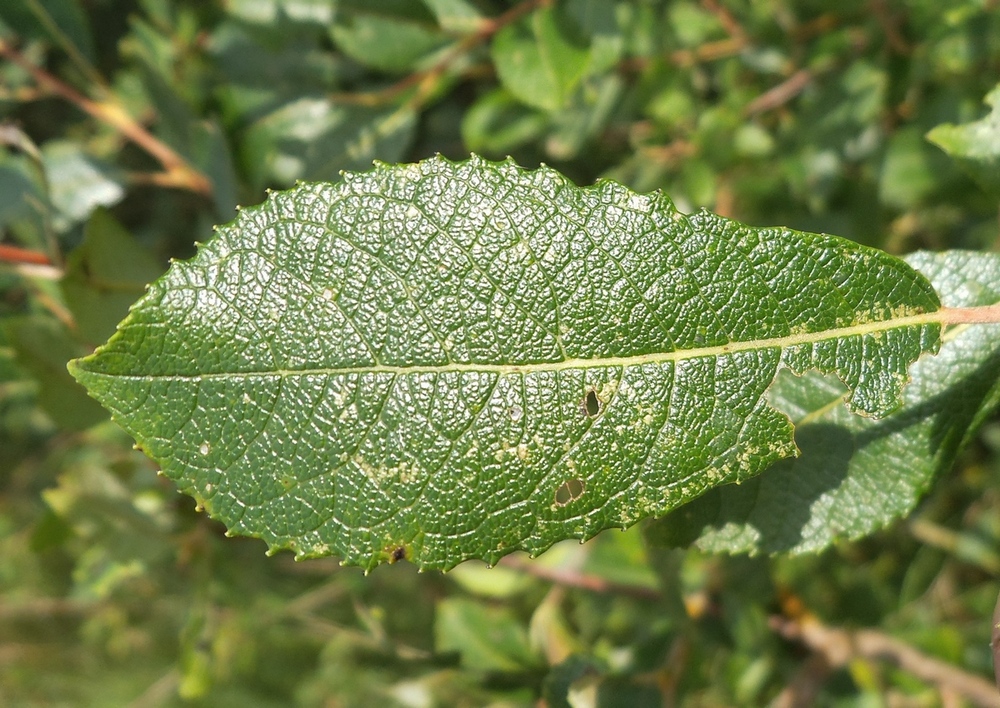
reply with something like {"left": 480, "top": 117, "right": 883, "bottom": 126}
{"left": 564, "top": 0, "right": 625, "bottom": 74}
{"left": 421, "top": 0, "right": 483, "bottom": 34}
{"left": 435, "top": 597, "right": 538, "bottom": 672}
{"left": 210, "top": 20, "right": 339, "bottom": 123}
{"left": 926, "top": 83, "right": 1000, "bottom": 196}
{"left": 879, "top": 127, "right": 941, "bottom": 209}
{"left": 491, "top": 7, "right": 590, "bottom": 112}
{"left": 69, "top": 156, "right": 942, "bottom": 571}
{"left": 41, "top": 141, "right": 125, "bottom": 232}
{"left": 330, "top": 3, "right": 447, "bottom": 73}
{"left": 1, "top": 0, "right": 96, "bottom": 62}
{"left": 61, "top": 209, "right": 165, "bottom": 344}
{"left": 461, "top": 88, "right": 548, "bottom": 155}
{"left": 224, "top": 0, "right": 335, "bottom": 26}
{"left": 0, "top": 150, "right": 46, "bottom": 242}
{"left": 646, "top": 250, "right": 1000, "bottom": 555}
{"left": 242, "top": 99, "right": 416, "bottom": 187}
{"left": 6, "top": 316, "right": 107, "bottom": 431}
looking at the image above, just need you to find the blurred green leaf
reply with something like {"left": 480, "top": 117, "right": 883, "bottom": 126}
{"left": 1, "top": 0, "right": 96, "bottom": 61}
{"left": 224, "top": 0, "right": 336, "bottom": 26}
{"left": 544, "top": 655, "right": 599, "bottom": 708}
{"left": 492, "top": 6, "right": 590, "bottom": 112}
{"left": 435, "top": 597, "right": 538, "bottom": 672}
{"left": 880, "top": 128, "right": 941, "bottom": 210}
{"left": 927, "top": 83, "right": 1000, "bottom": 196}
{"left": 422, "top": 0, "right": 483, "bottom": 34}
{"left": 0, "top": 148, "right": 46, "bottom": 248}
{"left": 331, "top": 2, "right": 447, "bottom": 73}
{"left": 564, "top": 0, "right": 625, "bottom": 74}
{"left": 461, "top": 88, "right": 548, "bottom": 155}
{"left": 449, "top": 561, "right": 534, "bottom": 599}
{"left": 41, "top": 142, "right": 125, "bottom": 232}
{"left": 210, "top": 19, "right": 339, "bottom": 122}
{"left": 3, "top": 316, "right": 107, "bottom": 430}
{"left": 243, "top": 99, "right": 416, "bottom": 186}
{"left": 61, "top": 208, "right": 164, "bottom": 344}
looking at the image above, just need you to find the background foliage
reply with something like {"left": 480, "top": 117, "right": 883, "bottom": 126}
{"left": 1, "top": 0, "right": 999, "bottom": 705}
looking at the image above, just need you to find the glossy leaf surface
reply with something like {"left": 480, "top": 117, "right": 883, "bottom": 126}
{"left": 69, "top": 156, "right": 941, "bottom": 570}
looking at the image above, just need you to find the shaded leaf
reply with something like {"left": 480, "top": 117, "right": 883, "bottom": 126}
{"left": 69, "top": 157, "right": 943, "bottom": 570}
{"left": 1, "top": 0, "right": 95, "bottom": 62}
{"left": 6, "top": 316, "right": 107, "bottom": 431}
{"left": 61, "top": 209, "right": 164, "bottom": 344}
{"left": 927, "top": 83, "right": 1000, "bottom": 196}
{"left": 210, "top": 20, "right": 339, "bottom": 122}
{"left": 0, "top": 149, "right": 46, "bottom": 247}
{"left": 647, "top": 250, "right": 1000, "bottom": 554}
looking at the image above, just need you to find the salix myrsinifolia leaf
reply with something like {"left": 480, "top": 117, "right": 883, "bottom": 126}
{"left": 69, "top": 155, "right": 941, "bottom": 570}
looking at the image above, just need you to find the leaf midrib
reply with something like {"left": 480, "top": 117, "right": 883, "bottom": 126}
{"left": 77, "top": 310, "right": 940, "bottom": 381}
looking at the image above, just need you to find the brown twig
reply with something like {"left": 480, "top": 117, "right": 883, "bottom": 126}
{"left": 868, "top": 0, "right": 911, "bottom": 54}
{"left": 0, "top": 243, "right": 53, "bottom": 267}
{"left": 619, "top": 37, "right": 747, "bottom": 74}
{"left": 744, "top": 68, "right": 814, "bottom": 117}
{"left": 330, "top": 0, "right": 549, "bottom": 109}
{"left": 772, "top": 614, "right": 1000, "bottom": 707}
{"left": 0, "top": 40, "right": 212, "bottom": 197}
{"left": 700, "top": 0, "right": 747, "bottom": 43}
{"left": 771, "top": 654, "right": 833, "bottom": 708}
{"left": 792, "top": 13, "right": 841, "bottom": 41}
{"left": 0, "top": 597, "right": 89, "bottom": 618}
{"left": 498, "top": 556, "right": 663, "bottom": 601}
{"left": 639, "top": 138, "right": 697, "bottom": 166}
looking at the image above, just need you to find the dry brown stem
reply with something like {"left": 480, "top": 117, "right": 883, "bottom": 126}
{"left": 772, "top": 614, "right": 1000, "bottom": 707}
{"left": 0, "top": 40, "right": 212, "bottom": 197}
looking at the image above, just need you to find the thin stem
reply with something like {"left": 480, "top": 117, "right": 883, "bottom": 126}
{"left": 744, "top": 68, "right": 814, "bottom": 117}
{"left": 771, "top": 614, "right": 1000, "bottom": 707}
{"left": 0, "top": 244, "right": 53, "bottom": 267}
{"left": 937, "top": 304, "right": 1000, "bottom": 325}
{"left": 25, "top": 0, "right": 108, "bottom": 90}
{"left": 0, "top": 40, "right": 212, "bottom": 197}
{"left": 498, "top": 556, "right": 663, "bottom": 600}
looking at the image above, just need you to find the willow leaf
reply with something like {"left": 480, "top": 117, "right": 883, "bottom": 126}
{"left": 68, "top": 156, "right": 942, "bottom": 570}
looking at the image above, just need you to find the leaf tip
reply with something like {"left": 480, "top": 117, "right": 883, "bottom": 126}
{"left": 65, "top": 356, "right": 82, "bottom": 380}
